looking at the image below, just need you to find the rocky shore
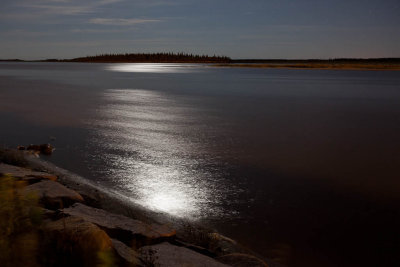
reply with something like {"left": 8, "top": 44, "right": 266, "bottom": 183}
{"left": 0, "top": 148, "right": 271, "bottom": 267}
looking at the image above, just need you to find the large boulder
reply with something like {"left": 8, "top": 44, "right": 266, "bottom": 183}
{"left": 138, "top": 242, "right": 229, "bottom": 267}
{"left": 42, "top": 216, "right": 113, "bottom": 267}
{"left": 0, "top": 163, "right": 57, "bottom": 182}
{"left": 62, "top": 203, "right": 176, "bottom": 247}
{"left": 217, "top": 253, "right": 269, "bottom": 267}
{"left": 25, "top": 180, "right": 84, "bottom": 209}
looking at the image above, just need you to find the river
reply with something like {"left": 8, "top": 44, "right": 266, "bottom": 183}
{"left": 1, "top": 62, "right": 399, "bottom": 266}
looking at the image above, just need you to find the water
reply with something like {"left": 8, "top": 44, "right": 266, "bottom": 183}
{"left": 1, "top": 62, "right": 400, "bottom": 266}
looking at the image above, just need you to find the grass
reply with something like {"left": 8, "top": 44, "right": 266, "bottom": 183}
{"left": 0, "top": 174, "right": 42, "bottom": 267}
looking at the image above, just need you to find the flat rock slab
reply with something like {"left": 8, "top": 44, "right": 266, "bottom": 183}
{"left": 0, "top": 163, "right": 57, "bottom": 182}
{"left": 208, "top": 233, "right": 242, "bottom": 255}
{"left": 25, "top": 180, "right": 84, "bottom": 209}
{"left": 62, "top": 203, "right": 176, "bottom": 244}
{"left": 111, "top": 238, "right": 143, "bottom": 266}
{"left": 138, "top": 242, "right": 229, "bottom": 267}
{"left": 217, "top": 253, "right": 269, "bottom": 267}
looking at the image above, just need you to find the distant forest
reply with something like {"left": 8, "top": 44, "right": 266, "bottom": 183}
{"left": 1, "top": 54, "right": 399, "bottom": 64}
{"left": 44, "top": 53, "right": 232, "bottom": 63}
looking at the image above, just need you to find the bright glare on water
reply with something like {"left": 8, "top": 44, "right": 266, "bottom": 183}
{"left": 106, "top": 63, "right": 200, "bottom": 73}
{"left": 88, "top": 89, "right": 227, "bottom": 219}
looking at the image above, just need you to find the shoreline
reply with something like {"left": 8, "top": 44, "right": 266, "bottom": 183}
{"left": 1, "top": 57, "right": 400, "bottom": 71}
{"left": 0, "top": 148, "right": 273, "bottom": 267}
{"left": 214, "top": 63, "right": 400, "bottom": 71}
{"left": 1, "top": 59, "right": 399, "bottom": 71}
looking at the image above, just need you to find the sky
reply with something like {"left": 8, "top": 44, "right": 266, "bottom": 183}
{"left": 0, "top": 0, "right": 399, "bottom": 60}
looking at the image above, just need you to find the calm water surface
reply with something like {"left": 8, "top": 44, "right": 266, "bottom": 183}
{"left": 1, "top": 62, "right": 400, "bottom": 266}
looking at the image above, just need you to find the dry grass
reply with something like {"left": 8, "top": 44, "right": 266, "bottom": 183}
{"left": 0, "top": 175, "right": 42, "bottom": 267}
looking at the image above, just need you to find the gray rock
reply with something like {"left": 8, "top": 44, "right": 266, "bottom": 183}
{"left": 208, "top": 232, "right": 243, "bottom": 256}
{"left": 138, "top": 242, "right": 229, "bottom": 267}
{"left": 25, "top": 180, "right": 84, "bottom": 209}
{"left": 217, "top": 253, "right": 269, "bottom": 267}
{"left": 0, "top": 163, "right": 57, "bottom": 182}
{"left": 111, "top": 238, "right": 143, "bottom": 266}
{"left": 62, "top": 203, "right": 176, "bottom": 246}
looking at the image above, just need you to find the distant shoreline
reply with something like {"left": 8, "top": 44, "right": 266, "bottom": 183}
{"left": 214, "top": 62, "right": 400, "bottom": 71}
{"left": 1, "top": 55, "right": 400, "bottom": 70}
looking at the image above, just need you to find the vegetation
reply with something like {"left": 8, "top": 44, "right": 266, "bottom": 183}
{"left": 0, "top": 175, "right": 42, "bottom": 267}
{"left": 3, "top": 56, "right": 400, "bottom": 69}
{"left": 46, "top": 52, "right": 232, "bottom": 63}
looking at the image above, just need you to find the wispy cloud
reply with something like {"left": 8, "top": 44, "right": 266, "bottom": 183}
{"left": 70, "top": 28, "right": 128, "bottom": 33}
{"left": 18, "top": 0, "right": 125, "bottom": 16}
{"left": 21, "top": 4, "right": 92, "bottom": 15}
{"left": 89, "top": 18, "right": 161, "bottom": 26}
{"left": 1, "top": 29, "right": 56, "bottom": 37}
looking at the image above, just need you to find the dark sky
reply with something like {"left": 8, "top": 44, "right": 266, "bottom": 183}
{"left": 0, "top": 0, "right": 399, "bottom": 59}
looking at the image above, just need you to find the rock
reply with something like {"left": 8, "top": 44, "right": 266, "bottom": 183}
{"left": 0, "top": 163, "right": 57, "bottom": 182}
{"left": 39, "top": 144, "right": 54, "bottom": 155}
{"left": 27, "top": 143, "right": 54, "bottom": 155}
{"left": 62, "top": 203, "right": 176, "bottom": 247}
{"left": 138, "top": 242, "right": 229, "bottom": 267}
{"left": 43, "top": 216, "right": 113, "bottom": 267}
{"left": 42, "top": 208, "right": 56, "bottom": 218}
{"left": 27, "top": 144, "right": 41, "bottom": 151}
{"left": 208, "top": 232, "right": 242, "bottom": 255}
{"left": 25, "top": 180, "right": 84, "bottom": 209}
{"left": 111, "top": 238, "right": 143, "bottom": 266}
{"left": 217, "top": 253, "right": 269, "bottom": 267}
{"left": 174, "top": 239, "right": 215, "bottom": 258}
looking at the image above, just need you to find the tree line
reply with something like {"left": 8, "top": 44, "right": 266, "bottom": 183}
{"left": 57, "top": 52, "right": 232, "bottom": 63}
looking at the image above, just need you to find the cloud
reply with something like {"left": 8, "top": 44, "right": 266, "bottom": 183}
{"left": 89, "top": 18, "right": 161, "bottom": 26}
{"left": 21, "top": 4, "right": 92, "bottom": 15}
{"left": 17, "top": 0, "right": 125, "bottom": 16}
{"left": 1, "top": 29, "right": 55, "bottom": 37}
{"left": 70, "top": 28, "right": 128, "bottom": 33}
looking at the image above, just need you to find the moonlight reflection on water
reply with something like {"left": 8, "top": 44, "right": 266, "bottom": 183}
{"left": 88, "top": 89, "right": 228, "bottom": 219}
{"left": 106, "top": 63, "right": 199, "bottom": 73}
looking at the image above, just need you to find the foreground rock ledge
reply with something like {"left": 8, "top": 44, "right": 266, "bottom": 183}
{"left": 217, "top": 253, "right": 269, "bottom": 267}
{"left": 25, "top": 180, "right": 84, "bottom": 209}
{"left": 62, "top": 203, "right": 176, "bottom": 245}
{"left": 0, "top": 162, "right": 57, "bottom": 182}
{"left": 111, "top": 238, "right": 142, "bottom": 265}
{"left": 139, "top": 242, "right": 230, "bottom": 267}
{"left": 1, "top": 154, "right": 271, "bottom": 267}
